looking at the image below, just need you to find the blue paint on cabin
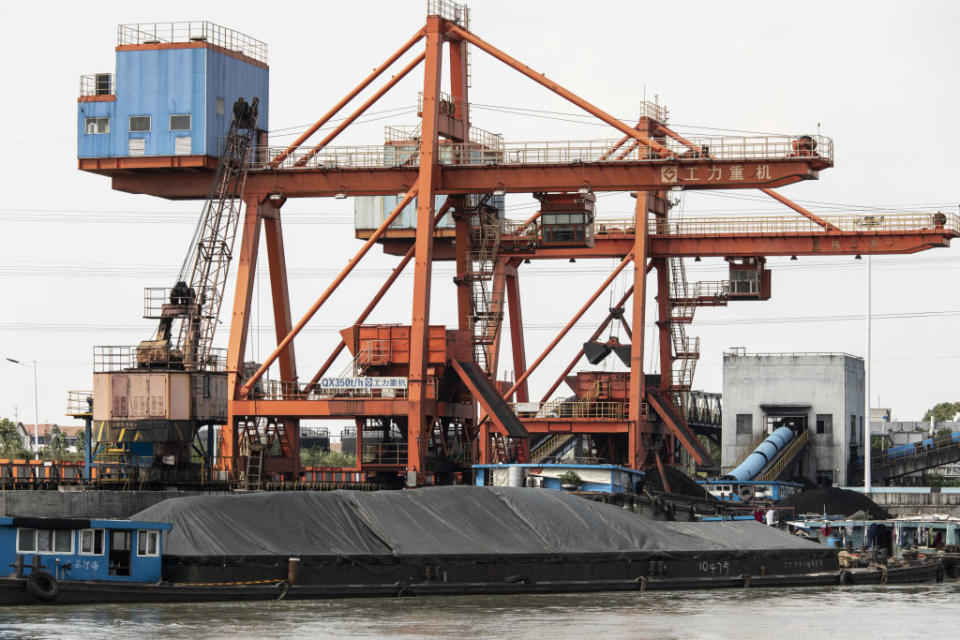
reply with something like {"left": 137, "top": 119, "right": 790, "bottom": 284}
{"left": 473, "top": 463, "right": 645, "bottom": 494}
{"left": 78, "top": 28, "right": 268, "bottom": 159}
{"left": 0, "top": 517, "right": 171, "bottom": 583}
{"left": 698, "top": 479, "right": 803, "bottom": 503}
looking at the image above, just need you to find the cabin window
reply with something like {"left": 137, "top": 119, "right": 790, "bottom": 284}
{"left": 216, "top": 97, "right": 225, "bottom": 116}
{"left": 80, "top": 528, "right": 105, "bottom": 555}
{"left": 129, "top": 115, "right": 151, "bottom": 132}
{"left": 170, "top": 114, "right": 191, "bottom": 131}
{"left": 137, "top": 530, "right": 160, "bottom": 557}
{"left": 16, "top": 528, "right": 73, "bottom": 554}
{"left": 84, "top": 117, "right": 110, "bottom": 134}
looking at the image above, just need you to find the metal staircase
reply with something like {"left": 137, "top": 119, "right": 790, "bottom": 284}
{"left": 464, "top": 198, "right": 505, "bottom": 374}
{"left": 530, "top": 433, "right": 575, "bottom": 463}
{"left": 665, "top": 257, "right": 700, "bottom": 413}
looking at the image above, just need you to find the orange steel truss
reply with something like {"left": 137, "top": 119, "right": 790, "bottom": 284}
{"left": 83, "top": 4, "right": 959, "bottom": 485}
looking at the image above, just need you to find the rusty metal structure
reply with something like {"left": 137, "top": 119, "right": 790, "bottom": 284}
{"left": 79, "top": 2, "right": 960, "bottom": 488}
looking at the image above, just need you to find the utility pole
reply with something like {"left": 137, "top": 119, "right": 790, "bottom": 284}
{"left": 864, "top": 256, "right": 872, "bottom": 493}
{"left": 5, "top": 358, "right": 39, "bottom": 459}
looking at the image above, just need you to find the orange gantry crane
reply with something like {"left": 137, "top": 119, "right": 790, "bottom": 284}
{"left": 83, "top": 2, "right": 958, "bottom": 487}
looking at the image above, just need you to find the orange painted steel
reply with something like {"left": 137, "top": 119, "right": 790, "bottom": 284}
{"left": 406, "top": 16, "right": 446, "bottom": 483}
{"left": 304, "top": 200, "right": 453, "bottom": 393}
{"left": 295, "top": 52, "right": 427, "bottom": 167}
{"left": 239, "top": 187, "right": 419, "bottom": 397}
{"left": 539, "top": 283, "right": 636, "bottom": 403}
{"left": 446, "top": 24, "right": 671, "bottom": 158}
{"left": 503, "top": 253, "right": 634, "bottom": 402}
{"left": 270, "top": 28, "right": 425, "bottom": 167}
{"left": 505, "top": 266, "right": 529, "bottom": 403}
{"left": 627, "top": 191, "right": 651, "bottom": 470}
{"left": 760, "top": 187, "right": 839, "bottom": 231}
{"left": 83, "top": 11, "right": 960, "bottom": 483}
{"left": 107, "top": 157, "right": 823, "bottom": 199}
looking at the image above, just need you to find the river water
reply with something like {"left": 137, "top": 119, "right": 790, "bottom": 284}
{"left": 1, "top": 583, "right": 957, "bottom": 639}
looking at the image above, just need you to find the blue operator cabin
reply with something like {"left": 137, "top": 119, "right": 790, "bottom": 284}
{"left": 78, "top": 22, "right": 268, "bottom": 166}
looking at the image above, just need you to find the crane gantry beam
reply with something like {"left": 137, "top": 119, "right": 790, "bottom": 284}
{"left": 81, "top": 2, "right": 958, "bottom": 486}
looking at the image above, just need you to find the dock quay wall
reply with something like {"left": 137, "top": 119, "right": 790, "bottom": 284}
{"left": 842, "top": 487, "right": 960, "bottom": 516}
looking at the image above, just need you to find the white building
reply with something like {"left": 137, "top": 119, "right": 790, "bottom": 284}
{"left": 721, "top": 350, "right": 865, "bottom": 487}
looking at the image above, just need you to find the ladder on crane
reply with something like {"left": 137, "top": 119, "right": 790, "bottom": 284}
{"left": 464, "top": 196, "right": 505, "bottom": 374}
{"left": 140, "top": 97, "right": 260, "bottom": 371}
{"left": 666, "top": 257, "right": 700, "bottom": 414}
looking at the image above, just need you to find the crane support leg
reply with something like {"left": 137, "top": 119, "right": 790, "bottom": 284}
{"left": 628, "top": 193, "right": 651, "bottom": 470}
{"left": 224, "top": 194, "right": 264, "bottom": 476}
{"left": 406, "top": 16, "right": 444, "bottom": 486}
{"left": 505, "top": 265, "right": 528, "bottom": 403}
{"left": 263, "top": 202, "right": 299, "bottom": 477}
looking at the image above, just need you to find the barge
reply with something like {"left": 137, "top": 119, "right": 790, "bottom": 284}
{"left": 0, "top": 487, "right": 945, "bottom": 605}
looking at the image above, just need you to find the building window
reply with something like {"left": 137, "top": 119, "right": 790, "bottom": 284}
{"left": 16, "top": 528, "right": 73, "bottom": 554}
{"left": 736, "top": 414, "right": 752, "bottom": 435}
{"left": 84, "top": 117, "right": 110, "bottom": 134}
{"left": 129, "top": 115, "right": 151, "bottom": 132}
{"left": 816, "top": 470, "right": 834, "bottom": 487}
{"left": 816, "top": 414, "right": 833, "bottom": 435}
{"left": 174, "top": 137, "right": 192, "bottom": 155}
{"left": 95, "top": 73, "right": 113, "bottom": 95}
{"left": 216, "top": 97, "right": 225, "bottom": 116}
{"left": 850, "top": 415, "right": 858, "bottom": 444}
{"left": 128, "top": 138, "right": 146, "bottom": 157}
{"left": 79, "top": 528, "right": 105, "bottom": 555}
{"left": 137, "top": 530, "right": 160, "bottom": 557}
{"left": 170, "top": 114, "right": 191, "bottom": 131}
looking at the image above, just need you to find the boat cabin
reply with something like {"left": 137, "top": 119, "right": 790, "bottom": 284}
{"left": 0, "top": 516, "right": 172, "bottom": 583}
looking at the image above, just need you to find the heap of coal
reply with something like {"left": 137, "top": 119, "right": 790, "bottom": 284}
{"left": 775, "top": 486, "right": 890, "bottom": 520}
{"left": 135, "top": 486, "right": 818, "bottom": 559}
{"left": 644, "top": 466, "right": 719, "bottom": 502}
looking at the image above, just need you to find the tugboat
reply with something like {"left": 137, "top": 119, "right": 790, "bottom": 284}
{"left": 0, "top": 516, "right": 172, "bottom": 604}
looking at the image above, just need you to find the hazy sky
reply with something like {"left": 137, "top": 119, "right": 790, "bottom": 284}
{"left": 1, "top": 0, "right": 959, "bottom": 428}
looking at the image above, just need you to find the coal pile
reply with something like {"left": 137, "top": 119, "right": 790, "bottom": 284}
{"left": 775, "top": 487, "right": 890, "bottom": 519}
{"left": 645, "top": 466, "right": 718, "bottom": 502}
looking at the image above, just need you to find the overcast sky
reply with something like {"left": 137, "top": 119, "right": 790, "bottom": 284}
{"left": 1, "top": 0, "right": 959, "bottom": 428}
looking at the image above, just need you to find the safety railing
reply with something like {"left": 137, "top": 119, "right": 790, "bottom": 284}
{"left": 638, "top": 99, "right": 669, "bottom": 123}
{"left": 249, "top": 134, "right": 834, "bottom": 171}
{"left": 426, "top": 0, "right": 470, "bottom": 27}
{"left": 117, "top": 22, "right": 267, "bottom": 64}
{"left": 361, "top": 442, "right": 408, "bottom": 466}
{"left": 654, "top": 212, "right": 960, "bottom": 236}
{"left": 79, "top": 73, "right": 114, "bottom": 97}
{"left": 93, "top": 345, "right": 227, "bottom": 373}
{"left": 66, "top": 391, "right": 93, "bottom": 417}
{"left": 142, "top": 286, "right": 215, "bottom": 319}
{"left": 511, "top": 400, "right": 628, "bottom": 420}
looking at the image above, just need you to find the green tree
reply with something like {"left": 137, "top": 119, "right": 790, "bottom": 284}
{"left": 921, "top": 402, "right": 960, "bottom": 423}
{"left": 47, "top": 425, "right": 66, "bottom": 460}
{"left": 300, "top": 446, "right": 356, "bottom": 468}
{"left": 0, "top": 418, "right": 31, "bottom": 458}
{"left": 75, "top": 433, "right": 86, "bottom": 459}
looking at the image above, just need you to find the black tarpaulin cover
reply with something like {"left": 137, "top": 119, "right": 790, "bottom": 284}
{"left": 133, "top": 486, "right": 828, "bottom": 559}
